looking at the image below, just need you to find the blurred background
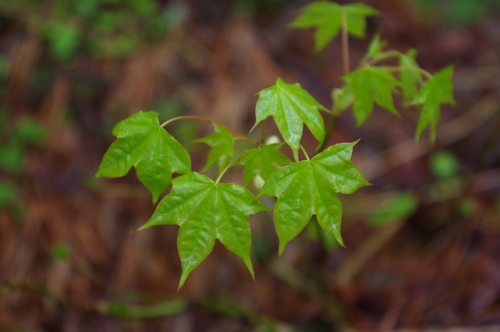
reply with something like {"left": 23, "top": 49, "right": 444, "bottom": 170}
{"left": 1, "top": 0, "right": 500, "bottom": 331}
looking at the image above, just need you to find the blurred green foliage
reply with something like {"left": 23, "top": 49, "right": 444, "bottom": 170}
{"left": 369, "top": 193, "right": 418, "bottom": 227}
{"left": 48, "top": 241, "right": 71, "bottom": 261}
{"left": 0, "top": 107, "right": 46, "bottom": 211}
{"left": 429, "top": 150, "right": 460, "bottom": 180}
{"left": 0, "top": 0, "right": 188, "bottom": 61}
{"left": 415, "top": 0, "right": 500, "bottom": 25}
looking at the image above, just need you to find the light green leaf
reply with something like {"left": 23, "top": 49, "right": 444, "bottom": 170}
{"left": 259, "top": 142, "right": 370, "bottom": 255}
{"left": 415, "top": 66, "right": 455, "bottom": 142}
{"left": 399, "top": 49, "right": 422, "bottom": 104}
{"left": 253, "top": 78, "right": 327, "bottom": 160}
{"left": 429, "top": 150, "right": 459, "bottom": 179}
{"left": 288, "top": 1, "right": 378, "bottom": 51}
{"left": 343, "top": 3, "right": 379, "bottom": 37}
{"left": 96, "top": 111, "right": 191, "bottom": 203}
{"left": 343, "top": 67, "right": 400, "bottom": 126}
{"left": 332, "top": 87, "right": 354, "bottom": 114}
{"left": 195, "top": 121, "right": 234, "bottom": 174}
{"left": 238, "top": 143, "right": 292, "bottom": 186}
{"left": 139, "top": 172, "right": 269, "bottom": 288}
{"left": 367, "top": 34, "right": 386, "bottom": 59}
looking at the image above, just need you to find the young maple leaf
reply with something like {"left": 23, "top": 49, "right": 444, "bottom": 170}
{"left": 138, "top": 172, "right": 269, "bottom": 289}
{"left": 238, "top": 143, "right": 292, "bottom": 186}
{"left": 289, "top": 1, "right": 379, "bottom": 51}
{"left": 414, "top": 66, "right": 455, "bottom": 142}
{"left": 96, "top": 111, "right": 191, "bottom": 203}
{"left": 342, "top": 67, "right": 400, "bottom": 126}
{"left": 399, "top": 49, "right": 423, "bottom": 105}
{"left": 258, "top": 142, "right": 370, "bottom": 255}
{"left": 252, "top": 78, "right": 327, "bottom": 160}
{"left": 194, "top": 121, "right": 234, "bottom": 175}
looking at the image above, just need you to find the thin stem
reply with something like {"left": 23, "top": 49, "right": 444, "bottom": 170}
{"left": 300, "top": 145, "right": 310, "bottom": 161}
{"left": 341, "top": 10, "right": 350, "bottom": 75}
{"left": 215, "top": 154, "right": 244, "bottom": 184}
{"left": 260, "top": 120, "right": 266, "bottom": 144}
{"left": 364, "top": 50, "right": 402, "bottom": 66}
{"left": 161, "top": 115, "right": 258, "bottom": 147}
{"left": 383, "top": 66, "right": 433, "bottom": 80}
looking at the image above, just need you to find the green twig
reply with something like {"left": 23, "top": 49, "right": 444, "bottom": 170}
{"left": 341, "top": 11, "right": 350, "bottom": 75}
{"left": 161, "top": 115, "right": 258, "bottom": 147}
{"left": 300, "top": 144, "right": 311, "bottom": 161}
{"left": 215, "top": 154, "right": 244, "bottom": 183}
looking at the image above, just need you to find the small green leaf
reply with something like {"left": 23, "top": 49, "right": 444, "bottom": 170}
{"left": 195, "top": 121, "right": 234, "bottom": 174}
{"left": 0, "top": 139, "right": 24, "bottom": 173}
{"left": 139, "top": 172, "right": 269, "bottom": 289}
{"left": 238, "top": 143, "right": 292, "bottom": 186}
{"left": 332, "top": 87, "right": 354, "bottom": 114}
{"left": 369, "top": 193, "right": 418, "bottom": 227}
{"left": 342, "top": 67, "right": 400, "bottom": 126}
{"left": 415, "top": 66, "right": 455, "bottom": 142}
{"left": 367, "top": 34, "right": 386, "bottom": 59}
{"left": 109, "top": 302, "right": 129, "bottom": 317}
{"left": 288, "top": 1, "right": 378, "bottom": 51}
{"left": 48, "top": 242, "right": 71, "bottom": 261}
{"left": 253, "top": 78, "right": 327, "bottom": 160}
{"left": 44, "top": 21, "right": 81, "bottom": 62}
{"left": 14, "top": 117, "right": 46, "bottom": 145}
{"left": 96, "top": 111, "right": 191, "bottom": 203}
{"left": 259, "top": 142, "right": 370, "bottom": 255}
{"left": 399, "top": 49, "right": 422, "bottom": 104}
{"left": 429, "top": 150, "right": 459, "bottom": 179}
{"left": 0, "top": 181, "right": 17, "bottom": 207}
{"left": 343, "top": 3, "right": 379, "bottom": 37}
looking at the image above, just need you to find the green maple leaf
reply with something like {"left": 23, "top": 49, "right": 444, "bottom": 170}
{"left": 238, "top": 143, "right": 292, "bottom": 186}
{"left": 367, "top": 34, "right": 386, "bottom": 59}
{"left": 96, "top": 111, "right": 191, "bottom": 203}
{"left": 289, "top": 1, "right": 379, "bottom": 51}
{"left": 414, "top": 66, "right": 455, "bottom": 142}
{"left": 258, "top": 142, "right": 370, "bottom": 255}
{"left": 138, "top": 172, "right": 269, "bottom": 289}
{"left": 399, "top": 49, "right": 423, "bottom": 104}
{"left": 253, "top": 78, "right": 327, "bottom": 160}
{"left": 342, "top": 67, "right": 400, "bottom": 126}
{"left": 195, "top": 121, "right": 234, "bottom": 174}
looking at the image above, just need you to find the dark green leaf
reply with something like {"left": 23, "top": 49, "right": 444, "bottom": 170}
{"left": 48, "top": 242, "right": 71, "bottom": 261}
{"left": 238, "top": 143, "right": 292, "bottom": 186}
{"left": 0, "top": 181, "right": 17, "bottom": 207}
{"left": 343, "top": 67, "right": 400, "bottom": 126}
{"left": 195, "top": 121, "right": 234, "bottom": 174}
{"left": 14, "top": 117, "right": 46, "bottom": 145}
{"left": 96, "top": 111, "right": 191, "bottom": 203}
{"left": 259, "top": 142, "right": 370, "bottom": 255}
{"left": 139, "top": 172, "right": 269, "bottom": 288}
{"left": 415, "top": 66, "right": 455, "bottom": 141}
{"left": 0, "top": 139, "right": 24, "bottom": 173}
{"left": 253, "top": 78, "right": 327, "bottom": 160}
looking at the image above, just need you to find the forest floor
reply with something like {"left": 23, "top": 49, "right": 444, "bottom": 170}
{"left": 1, "top": 0, "right": 500, "bottom": 331}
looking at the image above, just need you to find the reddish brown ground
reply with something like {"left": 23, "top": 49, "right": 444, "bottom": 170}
{"left": 1, "top": 1, "right": 500, "bottom": 331}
